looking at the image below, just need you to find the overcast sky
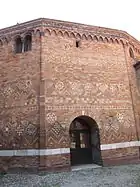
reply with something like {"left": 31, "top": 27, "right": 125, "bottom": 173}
{"left": 1, "top": 0, "right": 139, "bottom": 40}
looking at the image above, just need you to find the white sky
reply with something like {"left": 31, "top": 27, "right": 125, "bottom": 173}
{"left": 1, "top": 0, "right": 140, "bottom": 40}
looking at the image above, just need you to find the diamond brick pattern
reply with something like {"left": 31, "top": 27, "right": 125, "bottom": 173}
{"left": 0, "top": 18, "right": 140, "bottom": 172}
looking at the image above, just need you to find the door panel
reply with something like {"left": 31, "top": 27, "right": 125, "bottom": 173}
{"left": 91, "top": 129, "right": 102, "bottom": 165}
{"left": 70, "top": 148, "right": 92, "bottom": 166}
{"left": 70, "top": 118, "right": 102, "bottom": 166}
{"left": 70, "top": 130, "right": 93, "bottom": 166}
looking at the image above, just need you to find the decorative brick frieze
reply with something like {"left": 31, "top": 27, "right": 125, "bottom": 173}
{"left": 0, "top": 18, "right": 140, "bottom": 172}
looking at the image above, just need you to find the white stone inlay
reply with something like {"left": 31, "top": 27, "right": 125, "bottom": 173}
{"left": 0, "top": 148, "right": 70, "bottom": 156}
{"left": 101, "top": 141, "right": 140, "bottom": 150}
{"left": 0, "top": 141, "right": 140, "bottom": 156}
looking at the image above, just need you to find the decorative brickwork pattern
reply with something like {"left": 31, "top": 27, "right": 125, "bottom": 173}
{"left": 0, "top": 18, "right": 140, "bottom": 171}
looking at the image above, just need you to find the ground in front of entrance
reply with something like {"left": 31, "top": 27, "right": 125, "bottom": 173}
{"left": 0, "top": 164, "right": 140, "bottom": 187}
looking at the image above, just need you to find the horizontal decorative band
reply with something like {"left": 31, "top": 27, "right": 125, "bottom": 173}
{"left": 0, "top": 141, "right": 139, "bottom": 156}
{"left": 45, "top": 105, "right": 132, "bottom": 110}
{"left": 0, "top": 148, "right": 70, "bottom": 157}
{"left": 101, "top": 141, "right": 140, "bottom": 150}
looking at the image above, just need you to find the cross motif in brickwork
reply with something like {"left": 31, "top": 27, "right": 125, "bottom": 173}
{"left": 16, "top": 125, "right": 24, "bottom": 136}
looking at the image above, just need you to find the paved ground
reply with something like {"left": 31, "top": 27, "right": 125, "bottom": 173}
{"left": 0, "top": 164, "right": 140, "bottom": 187}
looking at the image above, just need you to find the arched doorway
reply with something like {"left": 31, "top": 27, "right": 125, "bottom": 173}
{"left": 69, "top": 115, "right": 102, "bottom": 166}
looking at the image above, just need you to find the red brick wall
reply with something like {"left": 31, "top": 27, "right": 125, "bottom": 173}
{"left": 0, "top": 18, "right": 140, "bottom": 172}
{"left": 0, "top": 30, "right": 41, "bottom": 170}
{"left": 43, "top": 30, "right": 140, "bottom": 166}
{"left": 124, "top": 46, "right": 140, "bottom": 145}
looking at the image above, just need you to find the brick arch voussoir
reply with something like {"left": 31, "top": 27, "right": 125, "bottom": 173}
{"left": 119, "top": 39, "right": 125, "bottom": 46}
{"left": 58, "top": 30, "right": 64, "bottom": 37}
{"left": 81, "top": 34, "right": 87, "bottom": 40}
{"left": 125, "top": 41, "right": 129, "bottom": 47}
{"left": 70, "top": 32, "right": 76, "bottom": 39}
{"left": 12, "top": 34, "right": 23, "bottom": 42}
{"left": 76, "top": 33, "right": 82, "bottom": 40}
{"left": 63, "top": 31, "right": 70, "bottom": 38}
{"left": 68, "top": 111, "right": 101, "bottom": 130}
{"left": 115, "top": 38, "right": 119, "bottom": 44}
{"left": 109, "top": 37, "right": 114, "bottom": 43}
{"left": 99, "top": 36, "right": 104, "bottom": 42}
{"left": 45, "top": 28, "right": 51, "bottom": 36}
{"left": 51, "top": 29, "right": 57, "bottom": 36}
{"left": 34, "top": 29, "right": 41, "bottom": 37}
{"left": 104, "top": 37, "right": 109, "bottom": 43}
{"left": 87, "top": 35, "right": 93, "bottom": 41}
{"left": 22, "top": 30, "right": 34, "bottom": 38}
{"left": 93, "top": 35, "right": 99, "bottom": 42}
{"left": 2, "top": 37, "right": 9, "bottom": 45}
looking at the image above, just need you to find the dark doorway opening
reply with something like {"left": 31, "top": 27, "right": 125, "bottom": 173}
{"left": 69, "top": 115, "right": 102, "bottom": 166}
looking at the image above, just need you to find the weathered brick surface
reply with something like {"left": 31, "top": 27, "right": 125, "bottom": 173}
{"left": 41, "top": 154, "right": 71, "bottom": 172}
{"left": 102, "top": 147, "right": 140, "bottom": 166}
{"left": 0, "top": 28, "right": 41, "bottom": 171}
{"left": 0, "top": 18, "right": 140, "bottom": 172}
{"left": 43, "top": 32, "right": 139, "bottom": 144}
{"left": 43, "top": 25, "right": 140, "bottom": 168}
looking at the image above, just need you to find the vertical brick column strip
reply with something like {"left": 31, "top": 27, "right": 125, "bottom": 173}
{"left": 39, "top": 30, "right": 47, "bottom": 170}
{"left": 123, "top": 44, "right": 140, "bottom": 160}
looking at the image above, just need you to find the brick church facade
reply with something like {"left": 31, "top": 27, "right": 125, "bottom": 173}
{"left": 0, "top": 18, "right": 140, "bottom": 172}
